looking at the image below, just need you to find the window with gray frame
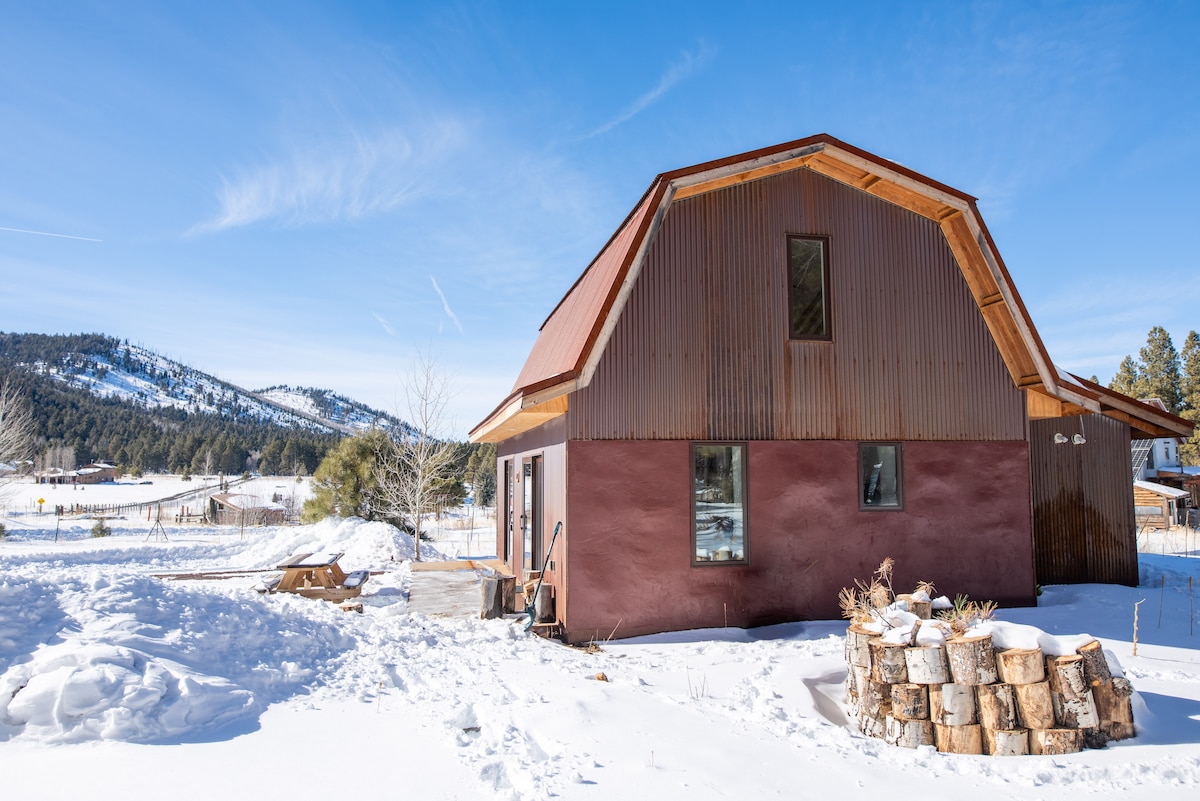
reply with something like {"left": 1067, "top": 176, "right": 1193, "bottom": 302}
{"left": 859, "top": 443, "right": 903, "bottom": 510}
{"left": 788, "top": 235, "right": 831, "bottom": 340}
{"left": 692, "top": 443, "right": 747, "bottom": 564}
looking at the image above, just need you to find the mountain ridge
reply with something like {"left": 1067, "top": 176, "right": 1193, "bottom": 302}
{"left": 0, "top": 332, "right": 408, "bottom": 437}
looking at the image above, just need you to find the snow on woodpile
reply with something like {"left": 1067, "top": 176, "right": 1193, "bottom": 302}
{"left": 842, "top": 559, "right": 1136, "bottom": 755}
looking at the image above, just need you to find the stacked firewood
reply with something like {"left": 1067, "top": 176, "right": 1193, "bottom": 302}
{"left": 845, "top": 615, "right": 1136, "bottom": 755}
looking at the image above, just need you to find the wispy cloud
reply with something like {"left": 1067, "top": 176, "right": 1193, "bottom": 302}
{"left": 190, "top": 119, "right": 470, "bottom": 234}
{"left": 429, "top": 275, "right": 464, "bottom": 335}
{"left": 0, "top": 225, "right": 101, "bottom": 242}
{"left": 372, "top": 311, "right": 397, "bottom": 337}
{"left": 583, "top": 43, "right": 715, "bottom": 139}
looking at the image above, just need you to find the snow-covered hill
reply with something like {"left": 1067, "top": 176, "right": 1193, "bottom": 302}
{"left": 254, "top": 386, "right": 411, "bottom": 436}
{"left": 6, "top": 336, "right": 406, "bottom": 436}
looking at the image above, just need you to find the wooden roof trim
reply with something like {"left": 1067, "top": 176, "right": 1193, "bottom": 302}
{"left": 573, "top": 179, "right": 674, "bottom": 385}
{"left": 470, "top": 393, "right": 570, "bottom": 443}
{"left": 1066, "top": 372, "right": 1194, "bottom": 438}
{"left": 469, "top": 382, "right": 573, "bottom": 443}
{"left": 672, "top": 154, "right": 816, "bottom": 201}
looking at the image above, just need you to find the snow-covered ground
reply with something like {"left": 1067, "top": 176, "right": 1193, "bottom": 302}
{"left": 2, "top": 477, "right": 1200, "bottom": 799}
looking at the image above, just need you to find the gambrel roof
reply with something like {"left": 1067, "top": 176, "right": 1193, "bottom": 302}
{"left": 471, "top": 134, "right": 1193, "bottom": 443}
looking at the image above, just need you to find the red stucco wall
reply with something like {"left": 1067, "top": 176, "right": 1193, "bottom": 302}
{"left": 563, "top": 439, "right": 1034, "bottom": 642}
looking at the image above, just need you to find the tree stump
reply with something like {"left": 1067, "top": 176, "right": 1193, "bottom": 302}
{"left": 905, "top": 645, "right": 950, "bottom": 684}
{"left": 930, "top": 683, "right": 977, "bottom": 726}
{"left": 996, "top": 648, "right": 1045, "bottom": 685}
{"left": 1093, "top": 677, "right": 1135, "bottom": 741}
{"left": 946, "top": 634, "right": 998, "bottom": 686}
{"left": 1046, "top": 655, "right": 1098, "bottom": 728}
{"left": 1012, "top": 681, "right": 1056, "bottom": 730}
{"left": 1076, "top": 640, "right": 1112, "bottom": 687}
{"left": 935, "top": 723, "right": 983, "bottom": 755}
{"left": 1030, "top": 728, "right": 1083, "bottom": 755}
{"left": 976, "top": 683, "right": 1019, "bottom": 731}
{"left": 869, "top": 639, "right": 909, "bottom": 684}
{"left": 890, "top": 683, "right": 929, "bottom": 720}
{"left": 885, "top": 715, "right": 934, "bottom": 748}
{"left": 983, "top": 728, "right": 1029, "bottom": 756}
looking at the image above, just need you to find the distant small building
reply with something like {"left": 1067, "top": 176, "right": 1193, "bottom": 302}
{"left": 35, "top": 468, "right": 73, "bottom": 485}
{"left": 75, "top": 463, "right": 117, "bottom": 484}
{"left": 209, "top": 493, "right": 286, "bottom": 526}
{"left": 34, "top": 462, "right": 116, "bottom": 485}
{"left": 1133, "top": 480, "right": 1190, "bottom": 528}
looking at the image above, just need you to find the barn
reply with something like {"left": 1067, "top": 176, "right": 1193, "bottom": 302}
{"left": 470, "top": 134, "right": 1192, "bottom": 643}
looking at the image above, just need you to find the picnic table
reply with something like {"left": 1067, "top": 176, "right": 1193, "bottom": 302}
{"left": 269, "top": 551, "right": 369, "bottom": 602}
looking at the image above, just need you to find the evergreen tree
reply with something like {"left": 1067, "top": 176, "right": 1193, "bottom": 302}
{"left": 1181, "top": 330, "right": 1200, "bottom": 412}
{"left": 302, "top": 430, "right": 391, "bottom": 523}
{"left": 465, "top": 442, "right": 497, "bottom": 506}
{"left": 1137, "top": 326, "right": 1182, "bottom": 412}
{"left": 1109, "top": 355, "right": 1141, "bottom": 397}
{"left": 1178, "top": 330, "right": 1200, "bottom": 466}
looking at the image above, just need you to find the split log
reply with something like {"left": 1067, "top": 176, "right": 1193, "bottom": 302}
{"left": 897, "top": 593, "right": 932, "bottom": 620}
{"left": 890, "top": 683, "right": 929, "bottom": 720}
{"left": 1045, "top": 654, "right": 1089, "bottom": 701}
{"left": 845, "top": 665, "right": 869, "bottom": 708}
{"left": 934, "top": 723, "right": 983, "bottom": 755}
{"left": 905, "top": 645, "right": 951, "bottom": 684}
{"left": 1051, "top": 691, "right": 1099, "bottom": 729}
{"left": 860, "top": 709, "right": 886, "bottom": 739}
{"left": 1012, "top": 681, "right": 1056, "bottom": 730}
{"left": 976, "top": 683, "right": 1019, "bottom": 731}
{"left": 1093, "top": 677, "right": 1135, "bottom": 741}
{"left": 946, "top": 634, "right": 998, "bottom": 686}
{"left": 983, "top": 727, "right": 1029, "bottom": 756}
{"left": 1046, "top": 654, "right": 1098, "bottom": 728}
{"left": 869, "top": 639, "right": 909, "bottom": 684}
{"left": 1076, "top": 640, "right": 1112, "bottom": 687}
{"left": 930, "top": 683, "right": 977, "bottom": 726}
{"left": 860, "top": 679, "right": 893, "bottom": 723}
{"left": 1029, "top": 728, "right": 1083, "bottom": 755}
{"left": 845, "top": 625, "right": 874, "bottom": 670}
{"left": 885, "top": 715, "right": 934, "bottom": 749}
{"left": 996, "top": 648, "right": 1045, "bottom": 685}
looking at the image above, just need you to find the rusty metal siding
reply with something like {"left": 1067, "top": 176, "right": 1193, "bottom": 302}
{"left": 1030, "top": 415, "right": 1138, "bottom": 586}
{"left": 567, "top": 167, "right": 1025, "bottom": 441}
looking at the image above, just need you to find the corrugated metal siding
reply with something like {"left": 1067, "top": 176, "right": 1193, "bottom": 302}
{"left": 1030, "top": 415, "right": 1138, "bottom": 586}
{"left": 568, "top": 167, "right": 1025, "bottom": 441}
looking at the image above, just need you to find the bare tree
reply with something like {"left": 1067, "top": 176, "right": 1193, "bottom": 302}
{"left": 0, "top": 381, "right": 36, "bottom": 502}
{"left": 374, "top": 354, "right": 461, "bottom": 561}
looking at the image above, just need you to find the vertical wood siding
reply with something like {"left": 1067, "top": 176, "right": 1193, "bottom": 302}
{"left": 567, "top": 167, "right": 1025, "bottom": 441}
{"left": 1029, "top": 415, "right": 1137, "bottom": 585}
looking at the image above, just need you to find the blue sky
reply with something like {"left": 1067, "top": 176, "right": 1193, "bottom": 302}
{"left": 1, "top": 1, "right": 1197, "bottom": 436}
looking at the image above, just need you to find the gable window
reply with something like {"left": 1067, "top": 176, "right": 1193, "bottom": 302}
{"left": 859, "top": 443, "right": 903, "bottom": 510}
{"left": 788, "top": 235, "right": 831, "bottom": 340}
{"left": 692, "top": 443, "right": 748, "bottom": 565}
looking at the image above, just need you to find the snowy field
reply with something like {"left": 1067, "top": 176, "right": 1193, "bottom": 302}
{"left": 2, "top": 477, "right": 1200, "bottom": 799}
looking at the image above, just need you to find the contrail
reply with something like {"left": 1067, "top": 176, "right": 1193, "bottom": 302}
{"left": 372, "top": 311, "right": 397, "bottom": 337}
{"left": 0, "top": 225, "right": 102, "bottom": 242}
{"left": 429, "top": 275, "right": 464, "bottom": 334}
